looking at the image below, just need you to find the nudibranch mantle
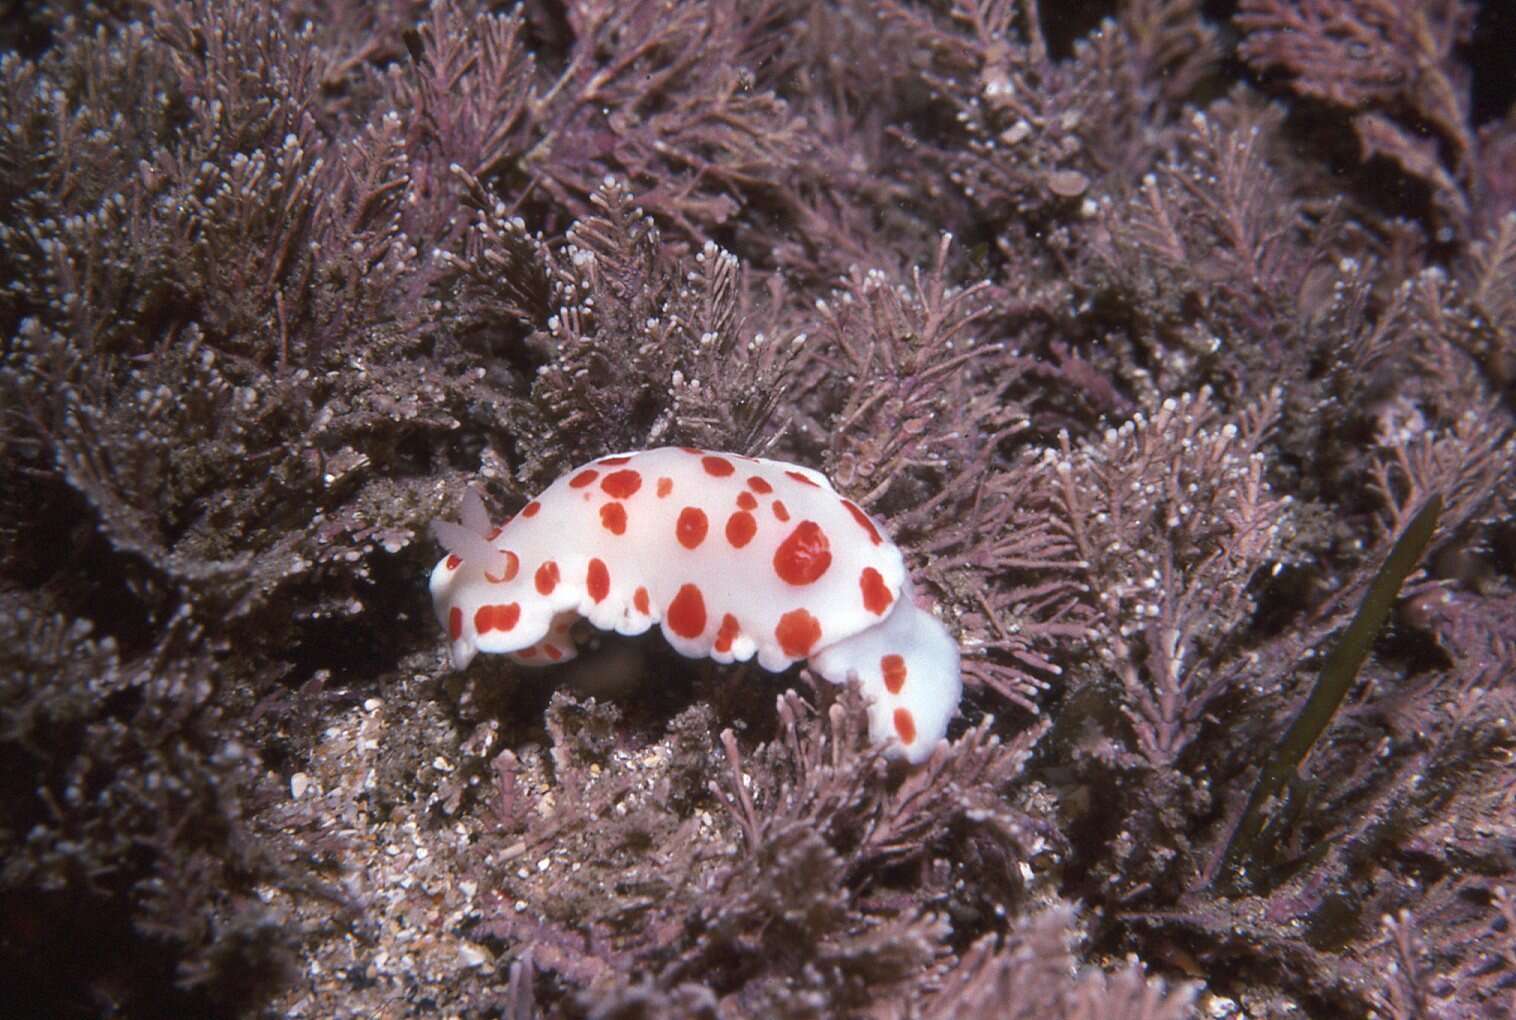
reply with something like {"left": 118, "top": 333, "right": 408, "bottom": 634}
{"left": 429, "top": 447, "right": 961, "bottom": 762}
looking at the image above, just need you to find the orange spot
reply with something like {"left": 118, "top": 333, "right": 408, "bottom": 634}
{"left": 859, "top": 567, "right": 892, "bottom": 615}
{"left": 445, "top": 554, "right": 462, "bottom": 570}
{"left": 773, "top": 521, "right": 832, "bottom": 585}
{"left": 601, "top": 469, "right": 642, "bottom": 499}
{"left": 634, "top": 586, "right": 651, "bottom": 614}
{"left": 535, "top": 560, "right": 560, "bottom": 595}
{"left": 881, "top": 654, "right": 907, "bottom": 694}
{"left": 785, "top": 469, "right": 819, "bottom": 488}
{"left": 702, "top": 455, "right": 735, "bottom": 477}
{"left": 587, "top": 558, "right": 610, "bottom": 602}
{"left": 569, "top": 470, "right": 598, "bottom": 488}
{"left": 521, "top": 501, "right": 541, "bottom": 517}
{"left": 544, "top": 644, "right": 563, "bottom": 661}
{"left": 893, "top": 708, "right": 916, "bottom": 745}
{"left": 667, "top": 584, "right": 707, "bottom": 639}
{"left": 736, "top": 491, "right": 758, "bottom": 511}
{"left": 772, "top": 500, "right": 790, "bottom": 522}
{"left": 680, "top": 446, "right": 703, "bottom": 455}
{"left": 714, "top": 613, "right": 741, "bottom": 654}
{"left": 476, "top": 602, "right": 521, "bottom": 633}
{"left": 841, "top": 499, "right": 883, "bottom": 544}
{"left": 657, "top": 477, "right": 673, "bottom": 497}
{"left": 485, "top": 526, "right": 502, "bottom": 541}
{"left": 775, "top": 608, "right": 822, "bottom": 657}
{"left": 518, "top": 646, "right": 537, "bottom": 659}
{"left": 486, "top": 550, "right": 520, "bottom": 583}
{"left": 599, "top": 455, "right": 632, "bottom": 465}
{"left": 677, "top": 507, "right": 708, "bottom": 549}
{"left": 747, "top": 476, "right": 773, "bottom": 494}
{"left": 600, "top": 502, "right": 628, "bottom": 534}
{"left": 726, "top": 511, "right": 757, "bottom": 548}
{"left": 448, "top": 606, "right": 462, "bottom": 640}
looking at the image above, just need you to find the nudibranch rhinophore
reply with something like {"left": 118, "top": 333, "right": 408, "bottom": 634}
{"left": 429, "top": 447, "right": 961, "bottom": 762}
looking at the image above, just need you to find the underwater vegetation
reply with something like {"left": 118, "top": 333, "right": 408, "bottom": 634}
{"left": 0, "top": 0, "right": 1513, "bottom": 1016}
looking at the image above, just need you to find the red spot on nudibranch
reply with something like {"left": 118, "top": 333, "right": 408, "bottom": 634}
{"left": 535, "top": 560, "right": 560, "bottom": 595}
{"left": 680, "top": 447, "right": 703, "bottom": 455}
{"left": 599, "top": 455, "right": 632, "bottom": 465}
{"left": 657, "top": 477, "right": 673, "bottom": 497}
{"left": 676, "top": 507, "right": 708, "bottom": 549}
{"left": 775, "top": 608, "right": 822, "bottom": 657}
{"left": 702, "top": 455, "right": 735, "bottom": 477}
{"left": 485, "top": 526, "right": 502, "bottom": 541}
{"left": 893, "top": 708, "right": 916, "bottom": 745}
{"left": 785, "top": 469, "right": 820, "bottom": 488}
{"left": 544, "top": 644, "right": 563, "bottom": 661}
{"left": 736, "top": 491, "right": 758, "bottom": 511}
{"left": 601, "top": 469, "right": 642, "bottom": 499}
{"left": 881, "top": 654, "right": 907, "bottom": 694}
{"left": 487, "top": 550, "right": 520, "bottom": 583}
{"left": 587, "top": 558, "right": 610, "bottom": 602}
{"left": 841, "top": 499, "right": 883, "bottom": 544}
{"left": 521, "top": 501, "right": 541, "bottom": 517}
{"left": 634, "top": 586, "right": 651, "bottom": 614}
{"left": 859, "top": 567, "right": 892, "bottom": 615}
{"left": 518, "top": 646, "right": 537, "bottom": 659}
{"left": 448, "top": 606, "right": 462, "bottom": 640}
{"left": 714, "top": 613, "right": 741, "bottom": 654}
{"left": 569, "top": 470, "right": 598, "bottom": 488}
{"left": 772, "top": 500, "right": 790, "bottom": 522}
{"left": 747, "top": 476, "right": 773, "bottom": 494}
{"left": 667, "top": 584, "right": 707, "bottom": 639}
{"left": 773, "top": 521, "right": 832, "bottom": 585}
{"left": 726, "top": 511, "right": 757, "bottom": 548}
{"left": 475, "top": 602, "right": 521, "bottom": 634}
{"left": 600, "top": 502, "right": 628, "bottom": 534}
{"left": 445, "top": 554, "right": 462, "bottom": 571}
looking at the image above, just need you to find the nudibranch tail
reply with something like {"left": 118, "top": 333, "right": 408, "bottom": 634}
{"left": 809, "top": 587, "right": 962, "bottom": 763}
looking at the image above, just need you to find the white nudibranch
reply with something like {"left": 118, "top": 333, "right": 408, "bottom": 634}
{"left": 429, "top": 447, "right": 961, "bottom": 762}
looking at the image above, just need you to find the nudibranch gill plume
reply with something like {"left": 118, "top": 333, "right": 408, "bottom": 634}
{"left": 429, "top": 447, "right": 961, "bottom": 762}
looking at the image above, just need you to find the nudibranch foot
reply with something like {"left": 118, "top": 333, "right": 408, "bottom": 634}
{"left": 428, "top": 447, "right": 963, "bottom": 762}
{"left": 809, "top": 584, "right": 961, "bottom": 763}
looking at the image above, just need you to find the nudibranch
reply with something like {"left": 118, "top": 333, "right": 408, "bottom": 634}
{"left": 429, "top": 448, "right": 961, "bottom": 762}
